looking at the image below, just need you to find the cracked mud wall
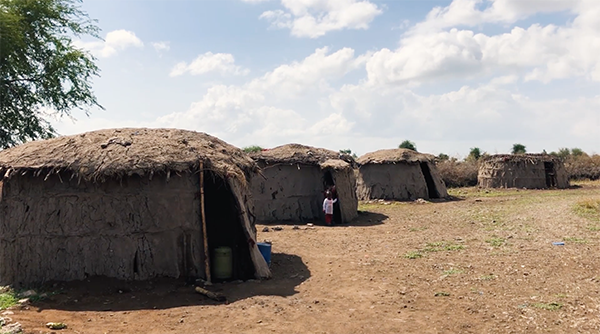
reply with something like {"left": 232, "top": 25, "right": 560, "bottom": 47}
{"left": 357, "top": 163, "right": 448, "bottom": 201}
{"left": 0, "top": 174, "right": 203, "bottom": 286}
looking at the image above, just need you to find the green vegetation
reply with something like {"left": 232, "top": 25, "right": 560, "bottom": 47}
{"left": 242, "top": 145, "right": 263, "bottom": 153}
{"left": 399, "top": 140, "right": 417, "bottom": 151}
{"left": 0, "top": 0, "right": 102, "bottom": 148}
{"left": 532, "top": 302, "right": 563, "bottom": 311}
{"left": 573, "top": 199, "right": 600, "bottom": 222}
{"left": 0, "top": 290, "right": 18, "bottom": 310}
{"left": 512, "top": 143, "right": 527, "bottom": 154}
{"left": 467, "top": 147, "right": 482, "bottom": 161}
{"left": 404, "top": 251, "right": 423, "bottom": 259}
{"left": 434, "top": 291, "right": 450, "bottom": 297}
{"left": 443, "top": 268, "right": 464, "bottom": 276}
{"left": 563, "top": 237, "right": 588, "bottom": 244}
{"left": 339, "top": 149, "right": 358, "bottom": 159}
{"left": 479, "top": 274, "right": 496, "bottom": 281}
{"left": 485, "top": 236, "right": 506, "bottom": 247}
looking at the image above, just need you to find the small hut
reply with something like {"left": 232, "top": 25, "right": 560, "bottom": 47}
{"left": 250, "top": 144, "right": 358, "bottom": 224}
{"left": 356, "top": 149, "right": 448, "bottom": 201}
{"left": 478, "top": 154, "right": 569, "bottom": 189}
{"left": 0, "top": 128, "right": 270, "bottom": 286}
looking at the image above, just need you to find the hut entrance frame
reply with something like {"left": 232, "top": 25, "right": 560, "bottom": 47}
{"left": 322, "top": 169, "right": 342, "bottom": 224}
{"left": 202, "top": 171, "right": 255, "bottom": 281}
{"left": 544, "top": 162, "right": 557, "bottom": 188}
{"left": 420, "top": 162, "right": 440, "bottom": 199}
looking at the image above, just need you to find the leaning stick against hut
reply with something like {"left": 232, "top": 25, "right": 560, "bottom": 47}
{"left": 199, "top": 161, "right": 211, "bottom": 283}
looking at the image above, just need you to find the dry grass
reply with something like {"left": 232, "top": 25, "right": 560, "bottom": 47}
{"left": 437, "top": 159, "right": 478, "bottom": 188}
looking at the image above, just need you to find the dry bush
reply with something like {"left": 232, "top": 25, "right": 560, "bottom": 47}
{"left": 437, "top": 159, "right": 479, "bottom": 188}
{"left": 565, "top": 154, "right": 600, "bottom": 180}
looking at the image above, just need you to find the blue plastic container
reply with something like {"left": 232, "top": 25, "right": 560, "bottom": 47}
{"left": 257, "top": 242, "right": 272, "bottom": 266}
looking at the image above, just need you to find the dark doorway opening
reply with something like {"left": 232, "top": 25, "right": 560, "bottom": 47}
{"left": 544, "top": 162, "right": 557, "bottom": 188}
{"left": 203, "top": 171, "right": 254, "bottom": 281}
{"left": 322, "top": 170, "right": 343, "bottom": 224}
{"left": 420, "top": 162, "right": 440, "bottom": 199}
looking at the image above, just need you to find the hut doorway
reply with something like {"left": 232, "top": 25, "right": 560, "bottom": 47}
{"left": 323, "top": 170, "right": 342, "bottom": 224}
{"left": 544, "top": 162, "right": 557, "bottom": 188}
{"left": 420, "top": 162, "right": 440, "bottom": 199}
{"left": 203, "top": 172, "right": 254, "bottom": 281}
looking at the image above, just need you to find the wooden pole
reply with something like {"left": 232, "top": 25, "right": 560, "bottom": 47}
{"left": 199, "top": 161, "right": 211, "bottom": 283}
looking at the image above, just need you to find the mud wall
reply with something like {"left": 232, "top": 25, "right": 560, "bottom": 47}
{"left": 357, "top": 163, "right": 430, "bottom": 201}
{"left": 252, "top": 164, "right": 324, "bottom": 223}
{"left": 0, "top": 174, "right": 203, "bottom": 286}
{"left": 328, "top": 167, "right": 358, "bottom": 223}
{"left": 251, "top": 164, "right": 358, "bottom": 224}
{"left": 427, "top": 162, "right": 449, "bottom": 198}
{"left": 478, "top": 160, "right": 570, "bottom": 189}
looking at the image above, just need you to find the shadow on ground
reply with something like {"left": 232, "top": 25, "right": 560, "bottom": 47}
{"left": 30, "top": 253, "right": 309, "bottom": 312}
{"left": 259, "top": 211, "right": 388, "bottom": 228}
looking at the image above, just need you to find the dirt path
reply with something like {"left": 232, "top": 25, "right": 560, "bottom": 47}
{"left": 8, "top": 182, "right": 600, "bottom": 333}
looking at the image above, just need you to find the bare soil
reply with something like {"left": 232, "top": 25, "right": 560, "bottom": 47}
{"left": 8, "top": 181, "right": 600, "bottom": 333}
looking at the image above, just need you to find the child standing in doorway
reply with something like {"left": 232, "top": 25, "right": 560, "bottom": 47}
{"left": 323, "top": 191, "right": 338, "bottom": 226}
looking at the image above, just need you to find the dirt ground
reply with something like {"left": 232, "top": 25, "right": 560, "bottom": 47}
{"left": 7, "top": 181, "right": 600, "bottom": 334}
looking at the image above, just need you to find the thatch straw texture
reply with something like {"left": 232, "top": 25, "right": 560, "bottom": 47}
{"left": 356, "top": 148, "right": 433, "bottom": 165}
{"left": 0, "top": 128, "right": 256, "bottom": 183}
{"left": 0, "top": 128, "right": 270, "bottom": 286}
{"left": 251, "top": 144, "right": 355, "bottom": 168}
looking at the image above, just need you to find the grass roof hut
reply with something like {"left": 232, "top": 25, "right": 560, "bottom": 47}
{"left": 478, "top": 154, "right": 569, "bottom": 189}
{"left": 0, "top": 128, "right": 270, "bottom": 286}
{"left": 250, "top": 144, "right": 358, "bottom": 225}
{"left": 356, "top": 149, "right": 448, "bottom": 201}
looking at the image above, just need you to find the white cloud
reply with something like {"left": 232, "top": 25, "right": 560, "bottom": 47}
{"left": 77, "top": 30, "right": 143, "bottom": 58}
{"left": 170, "top": 52, "right": 249, "bottom": 77}
{"left": 241, "top": 0, "right": 272, "bottom": 3}
{"left": 259, "top": 0, "right": 383, "bottom": 38}
{"left": 151, "top": 41, "right": 170, "bottom": 53}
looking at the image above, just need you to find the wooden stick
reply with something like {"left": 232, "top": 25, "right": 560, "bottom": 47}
{"left": 199, "top": 161, "right": 211, "bottom": 283}
{"left": 195, "top": 286, "right": 225, "bottom": 302}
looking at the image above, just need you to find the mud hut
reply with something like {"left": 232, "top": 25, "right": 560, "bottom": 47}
{"left": 356, "top": 149, "right": 448, "bottom": 201}
{"left": 250, "top": 144, "right": 358, "bottom": 225}
{"left": 478, "top": 154, "right": 569, "bottom": 189}
{"left": 0, "top": 128, "right": 270, "bottom": 286}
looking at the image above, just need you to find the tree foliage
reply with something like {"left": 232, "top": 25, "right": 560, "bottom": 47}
{"left": 0, "top": 0, "right": 102, "bottom": 148}
{"left": 339, "top": 149, "right": 358, "bottom": 159}
{"left": 399, "top": 140, "right": 417, "bottom": 151}
{"left": 467, "top": 147, "right": 482, "bottom": 161}
{"left": 242, "top": 145, "right": 263, "bottom": 153}
{"left": 511, "top": 143, "right": 526, "bottom": 154}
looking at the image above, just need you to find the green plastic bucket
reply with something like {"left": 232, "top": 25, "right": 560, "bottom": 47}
{"left": 213, "top": 246, "right": 232, "bottom": 280}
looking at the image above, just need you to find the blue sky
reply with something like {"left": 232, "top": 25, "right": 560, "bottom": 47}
{"left": 56, "top": 0, "right": 600, "bottom": 157}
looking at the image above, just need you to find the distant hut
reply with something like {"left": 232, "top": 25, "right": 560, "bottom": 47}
{"left": 0, "top": 128, "right": 270, "bottom": 286}
{"left": 478, "top": 154, "right": 569, "bottom": 189}
{"left": 356, "top": 149, "right": 448, "bottom": 201}
{"left": 250, "top": 144, "right": 358, "bottom": 224}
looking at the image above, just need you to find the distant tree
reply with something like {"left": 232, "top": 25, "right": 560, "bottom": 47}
{"left": 554, "top": 148, "right": 571, "bottom": 159}
{"left": 399, "top": 140, "right": 417, "bottom": 151}
{"left": 511, "top": 143, "right": 526, "bottom": 154}
{"left": 467, "top": 147, "right": 482, "bottom": 161}
{"left": 242, "top": 145, "right": 263, "bottom": 153}
{"left": 0, "top": 0, "right": 103, "bottom": 148}
{"left": 571, "top": 148, "right": 586, "bottom": 157}
{"left": 339, "top": 149, "right": 358, "bottom": 159}
{"left": 437, "top": 153, "right": 450, "bottom": 161}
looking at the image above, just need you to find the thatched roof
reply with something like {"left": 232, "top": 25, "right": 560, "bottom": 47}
{"left": 0, "top": 128, "right": 257, "bottom": 183}
{"left": 250, "top": 144, "right": 355, "bottom": 169}
{"left": 357, "top": 148, "right": 434, "bottom": 165}
{"left": 480, "top": 154, "right": 562, "bottom": 164}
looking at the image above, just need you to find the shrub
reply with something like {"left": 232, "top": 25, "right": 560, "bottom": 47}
{"left": 437, "top": 159, "right": 479, "bottom": 188}
{"left": 399, "top": 140, "right": 417, "bottom": 151}
{"left": 565, "top": 154, "right": 600, "bottom": 180}
{"left": 512, "top": 143, "right": 526, "bottom": 154}
{"left": 242, "top": 145, "right": 263, "bottom": 153}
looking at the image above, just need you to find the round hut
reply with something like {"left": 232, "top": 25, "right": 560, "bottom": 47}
{"left": 250, "top": 144, "right": 358, "bottom": 225}
{"left": 0, "top": 128, "right": 270, "bottom": 286}
{"left": 356, "top": 149, "right": 448, "bottom": 201}
{"left": 478, "top": 154, "right": 569, "bottom": 189}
